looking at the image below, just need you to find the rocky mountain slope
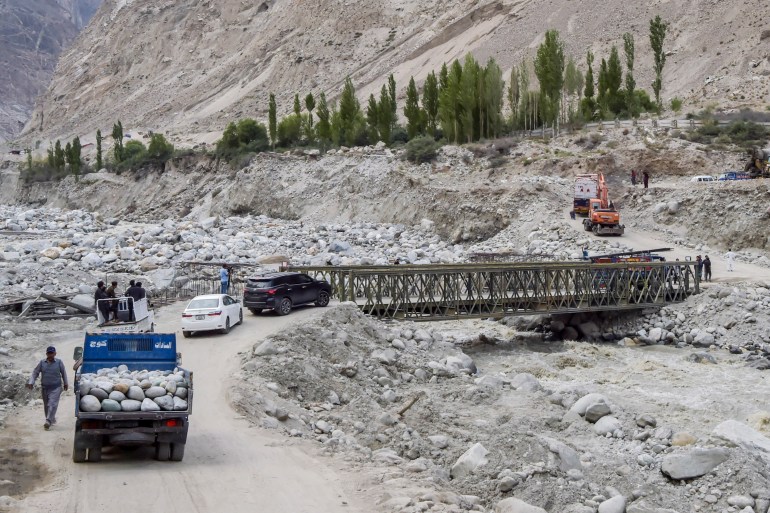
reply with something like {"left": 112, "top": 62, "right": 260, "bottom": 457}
{"left": 0, "top": 0, "right": 100, "bottom": 143}
{"left": 19, "top": 0, "right": 770, "bottom": 144}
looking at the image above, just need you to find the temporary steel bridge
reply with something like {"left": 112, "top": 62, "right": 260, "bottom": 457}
{"left": 287, "top": 261, "right": 699, "bottom": 321}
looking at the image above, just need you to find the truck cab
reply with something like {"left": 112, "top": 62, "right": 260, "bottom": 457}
{"left": 583, "top": 199, "right": 624, "bottom": 236}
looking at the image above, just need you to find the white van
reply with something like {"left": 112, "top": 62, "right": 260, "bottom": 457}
{"left": 690, "top": 175, "right": 715, "bottom": 182}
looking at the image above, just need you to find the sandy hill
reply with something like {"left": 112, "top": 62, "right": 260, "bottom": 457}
{"left": 18, "top": 0, "right": 770, "bottom": 144}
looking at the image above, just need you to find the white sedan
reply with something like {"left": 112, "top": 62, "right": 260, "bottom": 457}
{"left": 181, "top": 294, "right": 243, "bottom": 337}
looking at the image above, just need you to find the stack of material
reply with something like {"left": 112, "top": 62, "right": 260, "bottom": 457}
{"left": 78, "top": 366, "right": 189, "bottom": 412}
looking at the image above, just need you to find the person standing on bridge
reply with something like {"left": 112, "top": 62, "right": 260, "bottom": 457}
{"left": 220, "top": 263, "right": 230, "bottom": 294}
{"left": 27, "top": 346, "right": 68, "bottom": 430}
{"left": 725, "top": 248, "right": 736, "bottom": 272}
{"left": 703, "top": 255, "right": 712, "bottom": 281}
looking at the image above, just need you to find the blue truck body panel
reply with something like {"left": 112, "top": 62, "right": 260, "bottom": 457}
{"left": 81, "top": 333, "right": 177, "bottom": 374}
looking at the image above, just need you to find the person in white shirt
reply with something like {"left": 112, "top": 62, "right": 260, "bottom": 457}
{"left": 725, "top": 249, "right": 736, "bottom": 272}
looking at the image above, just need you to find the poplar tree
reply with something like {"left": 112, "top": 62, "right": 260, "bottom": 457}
{"left": 534, "top": 29, "right": 565, "bottom": 127}
{"left": 387, "top": 74, "right": 397, "bottom": 124}
{"left": 47, "top": 146, "right": 55, "bottom": 168}
{"left": 315, "top": 92, "right": 332, "bottom": 150}
{"left": 518, "top": 59, "right": 531, "bottom": 130}
{"left": 581, "top": 51, "right": 596, "bottom": 120}
{"left": 606, "top": 46, "right": 624, "bottom": 114}
{"left": 338, "top": 78, "right": 361, "bottom": 146}
{"left": 484, "top": 58, "right": 504, "bottom": 139}
{"left": 378, "top": 85, "right": 393, "bottom": 144}
{"left": 54, "top": 140, "right": 65, "bottom": 170}
{"left": 95, "top": 129, "right": 103, "bottom": 171}
{"left": 623, "top": 32, "right": 637, "bottom": 116}
{"left": 508, "top": 65, "right": 520, "bottom": 124}
{"left": 438, "top": 60, "right": 463, "bottom": 143}
{"left": 305, "top": 93, "right": 316, "bottom": 127}
{"left": 366, "top": 94, "right": 379, "bottom": 141}
{"left": 293, "top": 94, "right": 301, "bottom": 118}
{"left": 71, "top": 136, "right": 82, "bottom": 180}
{"left": 404, "top": 76, "right": 423, "bottom": 139}
{"left": 422, "top": 71, "right": 439, "bottom": 136}
{"left": 268, "top": 93, "right": 277, "bottom": 149}
{"left": 112, "top": 121, "right": 124, "bottom": 162}
{"left": 649, "top": 15, "right": 668, "bottom": 109}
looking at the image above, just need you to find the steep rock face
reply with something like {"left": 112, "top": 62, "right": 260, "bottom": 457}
{"left": 0, "top": 0, "right": 100, "bottom": 143}
{"left": 21, "top": 0, "right": 770, "bottom": 143}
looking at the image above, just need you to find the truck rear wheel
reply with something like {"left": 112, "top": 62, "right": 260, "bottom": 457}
{"left": 73, "top": 445, "right": 86, "bottom": 463}
{"left": 87, "top": 446, "right": 102, "bottom": 462}
{"left": 155, "top": 442, "right": 170, "bottom": 461}
{"left": 170, "top": 443, "right": 185, "bottom": 462}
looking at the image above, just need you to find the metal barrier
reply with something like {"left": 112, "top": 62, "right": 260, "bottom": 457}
{"left": 288, "top": 262, "right": 699, "bottom": 321}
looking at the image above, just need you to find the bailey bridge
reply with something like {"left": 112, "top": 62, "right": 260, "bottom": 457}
{"left": 283, "top": 261, "right": 699, "bottom": 321}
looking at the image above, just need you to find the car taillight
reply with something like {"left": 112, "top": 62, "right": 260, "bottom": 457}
{"left": 82, "top": 421, "right": 103, "bottom": 429}
{"left": 182, "top": 314, "right": 193, "bottom": 318}
{"left": 165, "top": 419, "right": 179, "bottom": 427}
{"left": 266, "top": 288, "right": 277, "bottom": 295}
{"left": 207, "top": 311, "right": 222, "bottom": 316}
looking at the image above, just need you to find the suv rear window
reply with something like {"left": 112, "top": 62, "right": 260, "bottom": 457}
{"left": 248, "top": 279, "right": 274, "bottom": 289}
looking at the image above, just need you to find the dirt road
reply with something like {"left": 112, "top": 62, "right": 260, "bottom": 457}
{"left": 7, "top": 303, "right": 368, "bottom": 513}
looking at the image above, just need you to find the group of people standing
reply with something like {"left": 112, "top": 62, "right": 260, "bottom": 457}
{"left": 94, "top": 279, "right": 147, "bottom": 322}
{"left": 630, "top": 170, "right": 650, "bottom": 189}
{"left": 694, "top": 255, "right": 712, "bottom": 282}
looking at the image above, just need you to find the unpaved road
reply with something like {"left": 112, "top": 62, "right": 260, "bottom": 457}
{"left": 6, "top": 302, "right": 369, "bottom": 513}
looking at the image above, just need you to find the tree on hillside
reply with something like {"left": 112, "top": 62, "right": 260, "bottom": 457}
{"left": 404, "top": 77, "right": 424, "bottom": 139}
{"left": 623, "top": 32, "right": 637, "bottom": 117}
{"left": 388, "top": 74, "right": 397, "bottom": 125}
{"left": 47, "top": 146, "right": 55, "bottom": 169}
{"left": 484, "top": 57, "right": 504, "bottom": 139}
{"left": 305, "top": 93, "right": 316, "bottom": 127}
{"left": 268, "top": 93, "right": 277, "bottom": 149}
{"left": 95, "top": 129, "right": 103, "bottom": 171}
{"left": 71, "top": 136, "right": 82, "bottom": 179}
{"left": 606, "top": 46, "right": 624, "bottom": 114}
{"left": 563, "top": 56, "right": 583, "bottom": 122}
{"left": 649, "top": 15, "right": 668, "bottom": 109}
{"left": 378, "top": 85, "right": 393, "bottom": 144}
{"left": 64, "top": 142, "right": 72, "bottom": 172}
{"left": 338, "top": 78, "right": 361, "bottom": 146}
{"left": 315, "top": 92, "right": 332, "bottom": 150}
{"left": 459, "top": 54, "right": 480, "bottom": 142}
{"left": 438, "top": 63, "right": 449, "bottom": 91}
{"left": 422, "top": 71, "right": 439, "bottom": 136}
{"left": 581, "top": 50, "right": 596, "bottom": 119}
{"left": 439, "top": 60, "right": 463, "bottom": 143}
{"left": 518, "top": 59, "right": 531, "bottom": 130}
{"left": 597, "top": 58, "right": 609, "bottom": 113}
{"left": 293, "top": 94, "right": 301, "bottom": 118}
{"left": 366, "top": 94, "right": 379, "bottom": 141}
{"left": 534, "top": 29, "right": 565, "bottom": 127}
{"left": 147, "top": 133, "right": 174, "bottom": 162}
{"left": 54, "top": 140, "right": 65, "bottom": 171}
{"left": 508, "top": 65, "right": 520, "bottom": 125}
{"left": 112, "top": 121, "right": 124, "bottom": 162}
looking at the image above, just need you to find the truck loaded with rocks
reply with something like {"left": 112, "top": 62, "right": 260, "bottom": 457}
{"left": 72, "top": 333, "right": 192, "bottom": 462}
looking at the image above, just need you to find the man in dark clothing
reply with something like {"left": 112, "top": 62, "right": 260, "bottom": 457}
{"left": 27, "top": 346, "right": 68, "bottom": 430}
{"left": 106, "top": 281, "right": 119, "bottom": 320}
{"left": 94, "top": 281, "right": 110, "bottom": 323}
{"left": 631, "top": 170, "right": 637, "bottom": 186}
{"left": 126, "top": 281, "right": 145, "bottom": 321}
{"left": 643, "top": 171, "right": 649, "bottom": 189}
{"left": 703, "top": 256, "right": 712, "bottom": 282}
{"left": 695, "top": 255, "right": 703, "bottom": 280}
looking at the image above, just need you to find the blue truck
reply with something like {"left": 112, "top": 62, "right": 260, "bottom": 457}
{"left": 73, "top": 333, "right": 193, "bottom": 462}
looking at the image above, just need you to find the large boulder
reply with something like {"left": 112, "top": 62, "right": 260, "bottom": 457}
{"left": 80, "top": 395, "right": 101, "bottom": 412}
{"left": 713, "top": 420, "right": 770, "bottom": 457}
{"left": 594, "top": 416, "right": 622, "bottom": 436}
{"left": 494, "top": 498, "right": 547, "bottom": 513}
{"left": 661, "top": 448, "right": 730, "bottom": 480}
{"left": 450, "top": 443, "right": 488, "bottom": 479}
{"left": 120, "top": 399, "right": 142, "bottom": 412}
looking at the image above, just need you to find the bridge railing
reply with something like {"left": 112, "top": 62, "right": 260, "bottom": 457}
{"left": 289, "top": 261, "right": 699, "bottom": 321}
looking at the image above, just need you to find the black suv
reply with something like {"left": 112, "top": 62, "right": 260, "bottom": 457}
{"left": 243, "top": 272, "right": 332, "bottom": 315}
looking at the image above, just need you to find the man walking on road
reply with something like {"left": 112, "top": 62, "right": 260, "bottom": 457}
{"left": 27, "top": 346, "right": 68, "bottom": 430}
{"left": 725, "top": 248, "right": 736, "bottom": 272}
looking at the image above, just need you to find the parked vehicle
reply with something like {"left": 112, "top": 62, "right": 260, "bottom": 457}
{"left": 181, "top": 294, "right": 242, "bottom": 337}
{"left": 690, "top": 175, "right": 715, "bottom": 182}
{"left": 72, "top": 333, "right": 192, "bottom": 462}
{"left": 573, "top": 174, "right": 603, "bottom": 216}
{"left": 718, "top": 171, "right": 750, "bottom": 181}
{"left": 243, "top": 272, "right": 331, "bottom": 315}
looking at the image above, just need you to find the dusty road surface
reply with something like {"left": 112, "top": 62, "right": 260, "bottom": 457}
{"left": 7, "top": 302, "right": 369, "bottom": 513}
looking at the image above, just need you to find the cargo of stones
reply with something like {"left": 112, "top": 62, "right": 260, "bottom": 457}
{"left": 78, "top": 367, "right": 190, "bottom": 412}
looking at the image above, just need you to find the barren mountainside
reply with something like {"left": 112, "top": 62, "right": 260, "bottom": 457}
{"left": 21, "top": 0, "right": 770, "bottom": 144}
{"left": 0, "top": 0, "right": 100, "bottom": 143}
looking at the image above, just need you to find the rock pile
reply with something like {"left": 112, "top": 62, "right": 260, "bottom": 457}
{"left": 233, "top": 303, "right": 770, "bottom": 512}
{"left": 78, "top": 366, "right": 189, "bottom": 413}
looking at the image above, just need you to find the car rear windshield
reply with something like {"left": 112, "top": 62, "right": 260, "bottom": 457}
{"left": 187, "top": 298, "right": 219, "bottom": 309}
{"left": 247, "top": 279, "right": 274, "bottom": 288}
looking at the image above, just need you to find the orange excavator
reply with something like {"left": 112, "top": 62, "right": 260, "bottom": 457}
{"left": 580, "top": 173, "right": 624, "bottom": 236}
